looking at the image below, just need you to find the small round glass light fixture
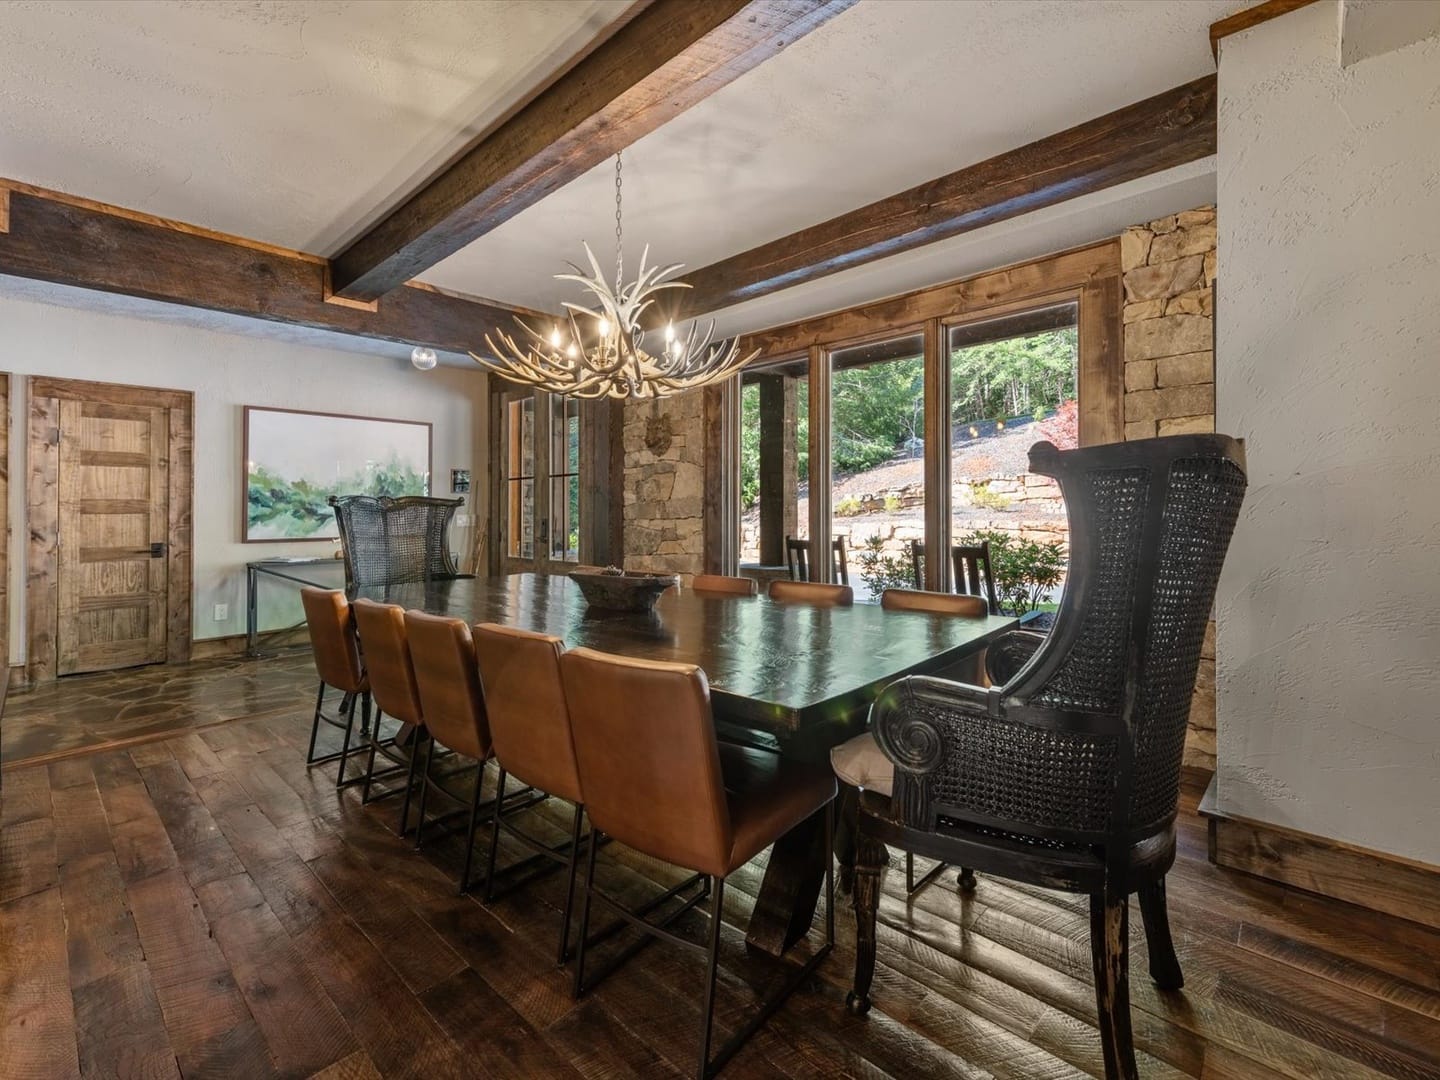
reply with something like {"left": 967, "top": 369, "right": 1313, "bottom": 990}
{"left": 410, "top": 346, "right": 438, "bottom": 371}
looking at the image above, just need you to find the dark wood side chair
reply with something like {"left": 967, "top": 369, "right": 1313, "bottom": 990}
{"left": 784, "top": 536, "right": 850, "bottom": 585}
{"left": 298, "top": 587, "right": 371, "bottom": 788}
{"left": 907, "top": 538, "right": 925, "bottom": 590}
{"left": 403, "top": 612, "right": 495, "bottom": 887}
{"left": 351, "top": 598, "right": 428, "bottom": 836}
{"left": 473, "top": 622, "right": 589, "bottom": 964}
{"left": 559, "top": 647, "right": 837, "bottom": 1080}
{"left": 767, "top": 580, "right": 854, "bottom": 606}
{"left": 840, "top": 434, "right": 1247, "bottom": 1080}
{"left": 952, "top": 540, "right": 1001, "bottom": 615}
{"left": 690, "top": 574, "right": 759, "bottom": 597}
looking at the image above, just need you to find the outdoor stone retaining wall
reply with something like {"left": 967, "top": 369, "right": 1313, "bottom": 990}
{"left": 622, "top": 393, "right": 705, "bottom": 577}
{"left": 1122, "top": 203, "right": 1220, "bottom": 769}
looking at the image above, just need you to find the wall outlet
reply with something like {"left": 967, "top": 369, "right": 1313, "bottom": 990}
{"left": 456, "top": 513, "right": 472, "bottom": 527}
{"left": 214, "top": 603, "right": 229, "bottom": 622}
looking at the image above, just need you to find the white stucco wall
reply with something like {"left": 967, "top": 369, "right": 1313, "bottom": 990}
{"left": 2, "top": 292, "right": 489, "bottom": 657}
{"left": 1215, "top": 1, "right": 1440, "bottom": 863}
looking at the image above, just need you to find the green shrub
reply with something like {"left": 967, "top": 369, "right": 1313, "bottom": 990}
{"left": 957, "top": 528, "right": 1065, "bottom": 616}
{"left": 835, "top": 496, "right": 864, "bottom": 517}
{"left": 883, "top": 494, "right": 903, "bottom": 513}
{"left": 970, "top": 483, "right": 1012, "bottom": 511}
{"left": 855, "top": 534, "right": 914, "bottom": 598}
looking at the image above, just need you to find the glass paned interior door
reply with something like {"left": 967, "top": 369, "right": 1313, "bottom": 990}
{"left": 828, "top": 332, "right": 925, "bottom": 602}
{"left": 501, "top": 389, "right": 581, "bottom": 573}
{"left": 549, "top": 395, "right": 581, "bottom": 564}
{"left": 947, "top": 302, "right": 1077, "bottom": 613}
{"left": 504, "top": 394, "right": 535, "bottom": 561}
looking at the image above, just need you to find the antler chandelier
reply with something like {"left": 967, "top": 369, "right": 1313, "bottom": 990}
{"left": 473, "top": 154, "right": 758, "bottom": 399}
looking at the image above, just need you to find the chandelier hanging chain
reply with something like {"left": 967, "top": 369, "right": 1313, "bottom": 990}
{"left": 614, "top": 153, "right": 624, "bottom": 293}
{"left": 472, "top": 149, "right": 759, "bottom": 399}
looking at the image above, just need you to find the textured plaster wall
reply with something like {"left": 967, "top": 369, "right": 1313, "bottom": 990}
{"left": 1214, "top": 1, "right": 1440, "bottom": 863}
{"left": 1, "top": 293, "right": 487, "bottom": 656}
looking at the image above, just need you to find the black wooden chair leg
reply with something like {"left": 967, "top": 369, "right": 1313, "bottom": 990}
{"left": 1138, "top": 878, "right": 1184, "bottom": 990}
{"left": 957, "top": 867, "right": 977, "bottom": 891}
{"left": 847, "top": 825, "right": 887, "bottom": 1015}
{"left": 558, "top": 802, "right": 584, "bottom": 966}
{"left": 1089, "top": 892, "right": 1138, "bottom": 1080}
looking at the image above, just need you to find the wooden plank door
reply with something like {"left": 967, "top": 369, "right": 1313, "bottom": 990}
{"left": 56, "top": 399, "right": 170, "bottom": 674}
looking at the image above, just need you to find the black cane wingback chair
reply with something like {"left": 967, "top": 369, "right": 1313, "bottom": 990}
{"left": 329, "top": 495, "right": 464, "bottom": 587}
{"left": 845, "top": 434, "right": 1246, "bottom": 1080}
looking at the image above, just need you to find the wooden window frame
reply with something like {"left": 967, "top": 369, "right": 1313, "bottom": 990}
{"left": 711, "top": 240, "right": 1123, "bottom": 581}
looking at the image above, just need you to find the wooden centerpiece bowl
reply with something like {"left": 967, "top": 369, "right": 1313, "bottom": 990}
{"left": 570, "top": 567, "right": 678, "bottom": 614}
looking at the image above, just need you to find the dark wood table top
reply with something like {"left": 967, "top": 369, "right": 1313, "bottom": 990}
{"left": 352, "top": 573, "right": 1014, "bottom": 748}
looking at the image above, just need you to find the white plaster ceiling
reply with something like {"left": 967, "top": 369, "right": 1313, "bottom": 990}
{"left": 0, "top": 0, "right": 631, "bottom": 252}
{"left": 0, "top": 0, "right": 1242, "bottom": 351}
{"left": 423, "top": 0, "right": 1236, "bottom": 332}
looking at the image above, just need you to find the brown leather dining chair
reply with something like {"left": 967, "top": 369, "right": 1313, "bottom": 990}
{"left": 690, "top": 574, "right": 759, "bottom": 597}
{"left": 299, "top": 587, "right": 371, "bottom": 788}
{"left": 767, "top": 579, "right": 854, "bottom": 606}
{"left": 404, "top": 611, "right": 495, "bottom": 889}
{"left": 879, "top": 589, "right": 987, "bottom": 617}
{"left": 473, "top": 623, "right": 588, "bottom": 963}
{"left": 560, "top": 646, "right": 837, "bottom": 1079}
{"left": 351, "top": 598, "right": 428, "bottom": 836}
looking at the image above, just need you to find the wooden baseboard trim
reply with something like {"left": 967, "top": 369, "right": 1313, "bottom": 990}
{"left": 191, "top": 627, "right": 309, "bottom": 660}
{"left": 1201, "top": 776, "right": 1440, "bottom": 932}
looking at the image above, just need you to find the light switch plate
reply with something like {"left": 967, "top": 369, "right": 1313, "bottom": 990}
{"left": 214, "top": 603, "right": 229, "bottom": 621}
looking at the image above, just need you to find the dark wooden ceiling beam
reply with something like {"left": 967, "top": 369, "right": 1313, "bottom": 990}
{"left": 671, "top": 75, "right": 1217, "bottom": 320}
{"left": 1210, "top": 0, "right": 1319, "bottom": 59}
{"left": 328, "top": 0, "right": 859, "bottom": 303}
{"left": 0, "top": 182, "right": 535, "bottom": 355}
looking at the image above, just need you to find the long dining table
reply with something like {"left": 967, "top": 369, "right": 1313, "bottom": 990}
{"left": 352, "top": 572, "right": 1016, "bottom": 957}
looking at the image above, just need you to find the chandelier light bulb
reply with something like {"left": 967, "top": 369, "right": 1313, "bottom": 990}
{"left": 597, "top": 316, "right": 611, "bottom": 339}
{"left": 549, "top": 326, "right": 562, "bottom": 349}
{"left": 664, "top": 322, "right": 675, "bottom": 343}
{"left": 566, "top": 342, "right": 578, "bottom": 359}
{"left": 410, "top": 346, "right": 438, "bottom": 371}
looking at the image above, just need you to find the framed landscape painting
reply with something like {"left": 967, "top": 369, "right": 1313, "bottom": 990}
{"left": 243, "top": 406, "right": 432, "bottom": 542}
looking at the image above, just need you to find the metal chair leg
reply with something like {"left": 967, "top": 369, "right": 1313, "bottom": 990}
{"left": 360, "top": 709, "right": 383, "bottom": 805}
{"left": 572, "top": 826, "right": 602, "bottom": 1000}
{"left": 335, "top": 691, "right": 354, "bottom": 788}
{"left": 397, "top": 730, "right": 423, "bottom": 837}
{"left": 558, "top": 802, "right": 584, "bottom": 966}
{"left": 696, "top": 877, "right": 725, "bottom": 1079}
{"left": 459, "top": 760, "right": 486, "bottom": 895}
{"left": 484, "top": 767, "right": 507, "bottom": 903}
{"left": 413, "top": 738, "right": 435, "bottom": 850}
{"left": 305, "top": 682, "right": 326, "bottom": 764}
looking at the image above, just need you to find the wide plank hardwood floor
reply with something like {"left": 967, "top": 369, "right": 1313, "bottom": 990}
{"left": 4, "top": 666, "right": 1440, "bottom": 1078}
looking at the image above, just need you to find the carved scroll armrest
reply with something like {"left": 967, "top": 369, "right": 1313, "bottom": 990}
{"left": 870, "top": 675, "right": 991, "bottom": 829}
{"left": 984, "top": 629, "right": 1047, "bottom": 687}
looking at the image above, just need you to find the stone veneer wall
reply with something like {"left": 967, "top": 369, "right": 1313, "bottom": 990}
{"left": 622, "top": 393, "right": 706, "bottom": 576}
{"left": 1121, "top": 204, "right": 1220, "bottom": 769}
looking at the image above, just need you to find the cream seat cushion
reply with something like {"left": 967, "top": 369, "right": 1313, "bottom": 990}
{"left": 829, "top": 731, "right": 894, "bottom": 797}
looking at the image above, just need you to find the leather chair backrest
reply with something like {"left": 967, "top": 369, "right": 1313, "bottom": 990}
{"left": 300, "top": 588, "right": 365, "bottom": 693}
{"left": 473, "top": 623, "right": 582, "bottom": 805}
{"left": 351, "top": 599, "right": 423, "bottom": 726}
{"left": 404, "top": 611, "right": 490, "bottom": 761}
{"left": 880, "top": 589, "right": 987, "bottom": 617}
{"left": 691, "top": 574, "right": 758, "bottom": 597}
{"left": 768, "top": 580, "right": 854, "bottom": 606}
{"left": 559, "top": 647, "right": 731, "bottom": 878}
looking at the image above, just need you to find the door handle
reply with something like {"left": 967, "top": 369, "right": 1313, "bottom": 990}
{"left": 150, "top": 542, "right": 167, "bottom": 559}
